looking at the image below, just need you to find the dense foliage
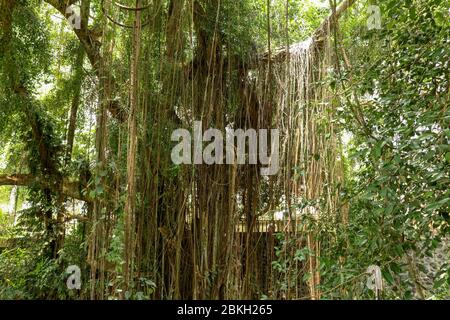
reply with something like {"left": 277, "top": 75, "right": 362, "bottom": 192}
{"left": 0, "top": 0, "right": 448, "bottom": 300}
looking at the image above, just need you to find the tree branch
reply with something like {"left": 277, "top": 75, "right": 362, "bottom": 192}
{"left": 260, "top": 0, "right": 357, "bottom": 63}
{"left": 0, "top": 174, "right": 90, "bottom": 203}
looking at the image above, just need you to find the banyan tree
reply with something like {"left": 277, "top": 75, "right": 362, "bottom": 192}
{"left": 1, "top": 0, "right": 448, "bottom": 300}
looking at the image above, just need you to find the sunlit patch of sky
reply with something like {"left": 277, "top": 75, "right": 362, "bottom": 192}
{"left": 309, "top": 0, "right": 330, "bottom": 9}
{"left": 35, "top": 3, "right": 79, "bottom": 98}
{"left": 0, "top": 154, "right": 7, "bottom": 171}
{"left": 0, "top": 142, "right": 10, "bottom": 170}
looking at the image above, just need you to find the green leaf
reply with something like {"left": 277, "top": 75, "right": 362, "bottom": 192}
{"left": 382, "top": 269, "right": 394, "bottom": 285}
{"left": 445, "top": 152, "right": 450, "bottom": 163}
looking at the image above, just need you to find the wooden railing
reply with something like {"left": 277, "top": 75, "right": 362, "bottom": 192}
{"left": 235, "top": 219, "right": 303, "bottom": 233}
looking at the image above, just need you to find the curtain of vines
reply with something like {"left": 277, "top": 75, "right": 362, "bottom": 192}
{"left": 80, "top": 0, "right": 346, "bottom": 300}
